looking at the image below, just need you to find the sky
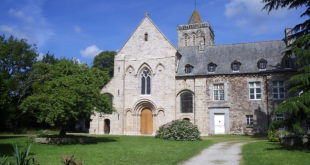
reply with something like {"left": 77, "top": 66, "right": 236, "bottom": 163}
{"left": 0, "top": 0, "right": 306, "bottom": 64}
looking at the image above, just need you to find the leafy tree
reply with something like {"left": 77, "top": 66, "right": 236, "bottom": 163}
{"left": 92, "top": 51, "right": 116, "bottom": 78}
{"left": 41, "top": 52, "right": 59, "bottom": 64}
{"left": 263, "top": 0, "right": 310, "bottom": 133}
{"left": 20, "top": 60, "right": 112, "bottom": 136}
{"left": 0, "top": 35, "right": 38, "bottom": 130}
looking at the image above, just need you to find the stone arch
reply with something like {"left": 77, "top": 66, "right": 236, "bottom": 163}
{"left": 155, "top": 63, "right": 165, "bottom": 73}
{"left": 176, "top": 89, "right": 195, "bottom": 114}
{"left": 180, "top": 115, "right": 192, "bottom": 122}
{"left": 124, "top": 109, "right": 133, "bottom": 134}
{"left": 156, "top": 109, "right": 165, "bottom": 128}
{"left": 126, "top": 65, "right": 135, "bottom": 75}
{"left": 104, "top": 119, "right": 110, "bottom": 134}
{"left": 136, "top": 62, "right": 153, "bottom": 76}
{"left": 134, "top": 99, "right": 156, "bottom": 135}
{"left": 133, "top": 99, "right": 157, "bottom": 114}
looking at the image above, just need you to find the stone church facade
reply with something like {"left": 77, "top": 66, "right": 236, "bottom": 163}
{"left": 89, "top": 11, "right": 295, "bottom": 136}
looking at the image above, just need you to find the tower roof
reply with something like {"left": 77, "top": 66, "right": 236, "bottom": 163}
{"left": 188, "top": 10, "right": 203, "bottom": 24}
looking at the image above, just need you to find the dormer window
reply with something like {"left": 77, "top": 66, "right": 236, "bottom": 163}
{"left": 284, "top": 58, "right": 293, "bottom": 68}
{"left": 144, "top": 32, "right": 148, "bottom": 41}
{"left": 208, "top": 62, "right": 217, "bottom": 72}
{"left": 257, "top": 59, "right": 267, "bottom": 70}
{"left": 231, "top": 60, "right": 241, "bottom": 72}
{"left": 281, "top": 55, "right": 294, "bottom": 69}
{"left": 185, "top": 64, "right": 194, "bottom": 74}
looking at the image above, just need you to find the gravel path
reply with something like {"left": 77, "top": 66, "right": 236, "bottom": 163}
{"left": 182, "top": 142, "right": 247, "bottom": 165}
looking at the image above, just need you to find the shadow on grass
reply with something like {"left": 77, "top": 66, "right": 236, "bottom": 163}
{"left": 0, "top": 136, "right": 26, "bottom": 139}
{"left": 32, "top": 135, "right": 119, "bottom": 145}
{"left": 265, "top": 142, "right": 310, "bottom": 153}
{"left": 0, "top": 144, "right": 13, "bottom": 156}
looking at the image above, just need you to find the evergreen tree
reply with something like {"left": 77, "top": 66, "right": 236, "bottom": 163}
{"left": 263, "top": 0, "right": 310, "bottom": 133}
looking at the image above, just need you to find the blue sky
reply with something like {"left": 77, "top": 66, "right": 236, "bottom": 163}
{"left": 0, "top": 0, "right": 306, "bottom": 64}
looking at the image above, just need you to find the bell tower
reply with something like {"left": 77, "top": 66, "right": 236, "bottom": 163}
{"left": 177, "top": 10, "right": 214, "bottom": 48}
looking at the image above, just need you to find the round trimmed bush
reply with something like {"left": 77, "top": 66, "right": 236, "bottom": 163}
{"left": 155, "top": 120, "right": 201, "bottom": 141}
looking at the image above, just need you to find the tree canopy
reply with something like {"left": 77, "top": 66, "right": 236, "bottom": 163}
{"left": 92, "top": 51, "right": 116, "bottom": 78}
{"left": 20, "top": 60, "right": 112, "bottom": 136}
{"left": 0, "top": 35, "right": 38, "bottom": 130}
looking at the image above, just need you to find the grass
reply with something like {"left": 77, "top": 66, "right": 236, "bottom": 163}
{"left": 0, "top": 135, "right": 213, "bottom": 165}
{"left": 242, "top": 141, "right": 310, "bottom": 165}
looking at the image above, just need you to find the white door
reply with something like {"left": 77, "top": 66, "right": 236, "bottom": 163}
{"left": 214, "top": 114, "right": 225, "bottom": 134}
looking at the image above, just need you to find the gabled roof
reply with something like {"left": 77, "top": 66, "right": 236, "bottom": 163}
{"left": 118, "top": 15, "right": 176, "bottom": 54}
{"left": 188, "top": 10, "right": 203, "bottom": 24}
{"left": 176, "top": 40, "right": 290, "bottom": 77}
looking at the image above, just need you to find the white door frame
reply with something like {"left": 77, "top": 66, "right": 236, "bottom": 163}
{"left": 209, "top": 108, "right": 230, "bottom": 134}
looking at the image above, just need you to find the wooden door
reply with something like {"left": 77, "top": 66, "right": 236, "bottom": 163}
{"left": 140, "top": 108, "right": 153, "bottom": 134}
{"left": 214, "top": 113, "right": 225, "bottom": 134}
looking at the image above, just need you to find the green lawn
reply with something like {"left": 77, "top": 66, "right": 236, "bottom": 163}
{"left": 242, "top": 141, "right": 310, "bottom": 165}
{"left": 0, "top": 135, "right": 213, "bottom": 165}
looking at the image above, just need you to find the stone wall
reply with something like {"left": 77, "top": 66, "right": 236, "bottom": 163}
{"left": 175, "top": 72, "right": 292, "bottom": 136}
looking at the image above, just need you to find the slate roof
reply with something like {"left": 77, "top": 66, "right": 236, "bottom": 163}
{"left": 176, "top": 40, "right": 291, "bottom": 77}
{"left": 188, "top": 10, "right": 203, "bottom": 24}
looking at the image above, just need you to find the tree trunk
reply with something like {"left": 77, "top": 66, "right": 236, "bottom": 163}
{"left": 59, "top": 125, "right": 67, "bottom": 137}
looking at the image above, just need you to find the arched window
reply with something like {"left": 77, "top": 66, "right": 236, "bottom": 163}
{"left": 192, "top": 34, "right": 196, "bottom": 46}
{"left": 208, "top": 62, "right": 217, "bottom": 72}
{"left": 144, "top": 32, "right": 148, "bottom": 41}
{"left": 257, "top": 59, "right": 267, "bottom": 70}
{"left": 180, "top": 91, "right": 193, "bottom": 113}
{"left": 185, "top": 64, "right": 194, "bottom": 74}
{"left": 141, "top": 68, "right": 151, "bottom": 95}
{"left": 185, "top": 35, "right": 188, "bottom": 46}
{"left": 231, "top": 60, "right": 241, "bottom": 72}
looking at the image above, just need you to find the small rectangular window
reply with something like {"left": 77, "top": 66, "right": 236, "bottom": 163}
{"left": 213, "top": 84, "right": 225, "bottom": 101}
{"left": 272, "top": 81, "right": 285, "bottom": 99}
{"left": 249, "top": 82, "right": 262, "bottom": 100}
{"left": 246, "top": 115, "right": 254, "bottom": 126}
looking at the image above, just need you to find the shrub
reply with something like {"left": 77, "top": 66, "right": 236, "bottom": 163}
{"left": 268, "top": 129, "right": 292, "bottom": 142}
{"left": 155, "top": 120, "right": 201, "bottom": 141}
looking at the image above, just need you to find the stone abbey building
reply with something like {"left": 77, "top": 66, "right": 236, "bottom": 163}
{"left": 89, "top": 10, "right": 294, "bottom": 136}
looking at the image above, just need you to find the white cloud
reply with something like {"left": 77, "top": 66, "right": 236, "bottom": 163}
{"left": 74, "top": 26, "right": 81, "bottom": 33}
{"left": 8, "top": 8, "right": 34, "bottom": 23}
{"left": 37, "top": 52, "right": 44, "bottom": 61}
{"left": 224, "top": 0, "right": 289, "bottom": 35}
{"left": 80, "top": 45, "right": 102, "bottom": 58}
{"left": 1, "top": 1, "right": 54, "bottom": 46}
{"left": 0, "top": 25, "right": 28, "bottom": 39}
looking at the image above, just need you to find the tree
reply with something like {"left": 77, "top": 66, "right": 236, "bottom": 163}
{"left": 263, "top": 0, "right": 310, "bottom": 133}
{"left": 263, "top": 0, "right": 309, "bottom": 37}
{"left": 0, "top": 35, "right": 38, "bottom": 130}
{"left": 20, "top": 60, "right": 112, "bottom": 136}
{"left": 92, "top": 51, "right": 116, "bottom": 78}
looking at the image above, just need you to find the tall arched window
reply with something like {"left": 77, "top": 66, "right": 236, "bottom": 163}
{"left": 192, "top": 34, "right": 196, "bottom": 46}
{"left": 185, "top": 35, "right": 188, "bottom": 46}
{"left": 141, "top": 68, "right": 151, "bottom": 95}
{"left": 180, "top": 91, "right": 193, "bottom": 113}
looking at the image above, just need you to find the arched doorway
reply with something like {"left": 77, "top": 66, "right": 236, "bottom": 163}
{"left": 140, "top": 108, "right": 153, "bottom": 134}
{"left": 104, "top": 119, "right": 110, "bottom": 134}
